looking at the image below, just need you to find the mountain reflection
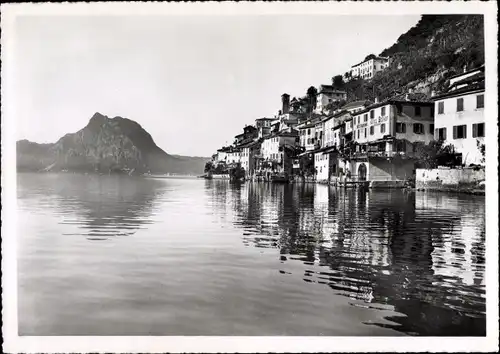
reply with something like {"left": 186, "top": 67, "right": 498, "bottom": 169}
{"left": 17, "top": 173, "right": 166, "bottom": 240}
{"left": 209, "top": 181, "right": 486, "bottom": 336}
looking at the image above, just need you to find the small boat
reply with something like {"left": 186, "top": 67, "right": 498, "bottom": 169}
{"left": 271, "top": 173, "right": 290, "bottom": 183}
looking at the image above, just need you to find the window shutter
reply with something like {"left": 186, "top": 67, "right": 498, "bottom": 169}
{"left": 443, "top": 128, "right": 447, "bottom": 140}
{"left": 463, "top": 125, "right": 467, "bottom": 139}
{"left": 453, "top": 126, "right": 457, "bottom": 139}
{"left": 472, "top": 124, "right": 477, "bottom": 138}
{"left": 434, "top": 129, "right": 438, "bottom": 139}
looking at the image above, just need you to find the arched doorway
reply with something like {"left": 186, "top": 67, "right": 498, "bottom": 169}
{"left": 358, "top": 163, "right": 367, "bottom": 181}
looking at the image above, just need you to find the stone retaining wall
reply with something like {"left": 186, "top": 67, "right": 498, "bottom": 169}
{"left": 415, "top": 167, "right": 485, "bottom": 191}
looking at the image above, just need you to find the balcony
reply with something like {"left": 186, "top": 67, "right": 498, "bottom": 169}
{"left": 348, "top": 151, "right": 417, "bottom": 160}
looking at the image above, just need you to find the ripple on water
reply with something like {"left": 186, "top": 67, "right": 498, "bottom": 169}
{"left": 17, "top": 175, "right": 486, "bottom": 336}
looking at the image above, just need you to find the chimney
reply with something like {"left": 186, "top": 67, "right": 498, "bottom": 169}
{"left": 281, "top": 93, "right": 290, "bottom": 114}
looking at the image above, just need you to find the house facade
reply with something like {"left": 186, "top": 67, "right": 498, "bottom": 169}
{"left": 350, "top": 56, "right": 390, "bottom": 80}
{"left": 240, "top": 140, "right": 262, "bottom": 175}
{"left": 315, "top": 85, "right": 347, "bottom": 114}
{"left": 432, "top": 68, "right": 485, "bottom": 166}
{"left": 343, "top": 99, "right": 434, "bottom": 184}
{"left": 255, "top": 117, "right": 274, "bottom": 138}
{"left": 298, "top": 121, "right": 317, "bottom": 152}
{"left": 258, "top": 130, "right": 299, "bottom": 175}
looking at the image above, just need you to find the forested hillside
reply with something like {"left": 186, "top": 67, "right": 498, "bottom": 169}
{"left": 342, "top": 15, "right": 484, "bottom": 102}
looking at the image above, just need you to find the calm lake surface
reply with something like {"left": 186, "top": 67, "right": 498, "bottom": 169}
{"left": 17, "top": 173, "right": 486, "bottom": 336}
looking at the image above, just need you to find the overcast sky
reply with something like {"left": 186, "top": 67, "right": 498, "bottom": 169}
{"left": 14, "top": 14, "right": 420, "bottom": 157}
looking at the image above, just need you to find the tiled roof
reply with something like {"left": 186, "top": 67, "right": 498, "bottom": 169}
{"left": 447, "top": 65, "right": 484, "bottom": 81}
{"left": 432, "top": 81, "right": 485, "bottom": 100}
{"left": 352, "top": 97, "right": 434, "bottom": 116}
{"left": 351, "top": 56, "right": 389, "bottom": 68}
{"left": 341, "top": 100, "right": 370, "bottom": 110}
{"left": 448, "top": 72, "right": 485, "bottom": 89}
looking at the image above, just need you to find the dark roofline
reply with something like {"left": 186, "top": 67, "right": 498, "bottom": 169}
{"left": 341, "top": 100, "right": 370, "bottom": 110}
{"left": 447, "top": 65, "right": 485, "bottom": 81}
{"left": 333, "top": 109, "right": 349, "bottom": 118}
{"left": 351, "top": 56, "right": 389, "bottom": 68}
{"left": 255, "top": 117, "right": 274, "bottom": 121}
{"left": 353, "top": 99, "right": 434, "bottom": 116}
{"left": 448, "top": 73, "right": 485, "bottom": 89}
{"left": 432, "top": 84, "right": 485, "bottom": 101}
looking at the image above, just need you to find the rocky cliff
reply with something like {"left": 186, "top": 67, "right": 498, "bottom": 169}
{"left": 17, "top": 112, "right": 209, "bottom": 175}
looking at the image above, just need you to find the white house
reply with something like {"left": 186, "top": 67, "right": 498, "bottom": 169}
{"left": 341, "top": 100, "right": 370, "bottom": 115}
{"left": 315, "top": 85, "right": 347, "bottom": 114}
{"left": 346, "top": 98, "right": 435, "bottom": 183}
{"left": 432, "top": 68, "right": 485, "bottom": 166}
{"left": 351, "top": 56, "right": 390, "bottom": 80}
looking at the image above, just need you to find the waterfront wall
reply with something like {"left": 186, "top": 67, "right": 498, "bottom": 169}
{"left": 415, "top": 167, "right": 485, "bottom": 190}
{"left": 211, "top": 174, "right": 230, "bottom": 180}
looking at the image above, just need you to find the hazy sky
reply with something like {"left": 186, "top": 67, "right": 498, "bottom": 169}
{"left": 14, "top": 15, "right": 420, "bottom": 156}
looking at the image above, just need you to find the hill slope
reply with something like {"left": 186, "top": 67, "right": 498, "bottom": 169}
{"left": 341, "top": 15, "right": 484, "bottom": 102}
{"left": 17, "top": 112, "right": 209, "bottom": 175}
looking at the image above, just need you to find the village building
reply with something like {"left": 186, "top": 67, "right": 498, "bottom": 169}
{"left": 432, "top": 66, "right": 485, "bottom": 166}
{"left": 257, "top": 129, "right": 299, "bottom": 176}
{"left": 314, "top": 108, "right": 362, "bottom": 183}
{"left": 350, "top": 56, "right": 390, "bottom": 80}
{"left": 226, "top": 148, "right": 242, "bottom": 165}
{"left": 298, "top": 120, "right": 317, "bottom": 152}
{"left": 314, "top": 85, "right": 347, "bottom": 114}
{"left": 341, "top": 100, "right": 371, "bottom": 115}
{"left": 255, "top": 117, "right": 274, "bottom": 138}
{"left": 239, "top": 139, "right": 262, "bottom": 175}
{"left": 341, "top": 98, "right": 434, "bottom": 186}
{"left": 215, "top": 146, "right": 231, "bottom": 164}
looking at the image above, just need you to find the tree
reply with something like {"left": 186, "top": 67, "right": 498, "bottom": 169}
{"left": 364, "top": 53, "right": 377, "bottom": 61}
{"left": 413, "top": 140, "right": 461, "bottom": 168}
{"left": 306, "top": 86, "right": 318, "bottom": 113}
{"left": 331, "top": 75, "right": 345, "bottom": 90}
{"left": 204, "top": 160, "right": 214, "bottom": 173}
{"left": 229, "top": 162, "right": 245, "bottom": 182}
{"left": 476, "top": 139, "right": 485, "bottom": 164}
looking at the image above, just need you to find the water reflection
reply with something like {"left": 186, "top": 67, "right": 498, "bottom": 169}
{"left": 17, "top": 173, "right": 166, "bottom": 240}
{"left": 209, "top": 181, "right": 486, "bottom": 336}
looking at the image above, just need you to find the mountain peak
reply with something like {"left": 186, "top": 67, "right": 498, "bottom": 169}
{"left": 17, "top": 112, "right": 209, "bottom": 175}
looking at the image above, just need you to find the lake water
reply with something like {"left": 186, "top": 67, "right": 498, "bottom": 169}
{"left": 17, "top": 173, "right": 486, "bottom": 336}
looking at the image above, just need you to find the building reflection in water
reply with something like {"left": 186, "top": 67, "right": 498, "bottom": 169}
{"left": 17, "top": 173, "right": 167, "bottom": 241}
{"left": 213, "top": 181, "right": 486, "bottom": 336}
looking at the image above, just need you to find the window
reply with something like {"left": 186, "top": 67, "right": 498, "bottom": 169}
{"left": 364, "top": 114, "right": 368, "bottom": 122}
{"left": 307, "top": 128, "right": 311, "bottom": 135}
{"left": 381, "top": 107, "right": 386, "bottom": 116}
{"left": 370, "top": 110, "right": 375, "bottom": 119}
{"left": 396, "top": 122, "right": 406, "bottom": 133}
{"left": 413, "top": 123, "right": 424, "bottom": 134}
{"left": 473, "top": 123, "right": 485, "bottom": 137}
{"left": 370, "top": 126, "right": 374, "bottom": 135}
{"left": 438, "top": 101, "right": 444, "bottom": 114}
{"left": 396, "top": 141, "right": 406, "bottom": 152}
{"left": 357, "top": 130, "right": 360, "bottom": 139}
{"left": 350, "top": 121, "right": 353, "bottom": 128}
{"left": 364, "top": 128, "right": 367, "bottom": 138}
{"left": 453, "top": 124, "right": 467, "bottom": 139}
{"left": 380, "top": 124, "right": 386, "bottom": 134}
{"left": 477, "top": 94, "right": 484, "bottom": 109}
{"left": 415, "top": 106, "right": 421, "bottom": 116}
{"left": 457, "top": 98, "right": 464, "bottom": 112}
{"left": 430, "top": 124, "right": 434, "bottom": 134}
